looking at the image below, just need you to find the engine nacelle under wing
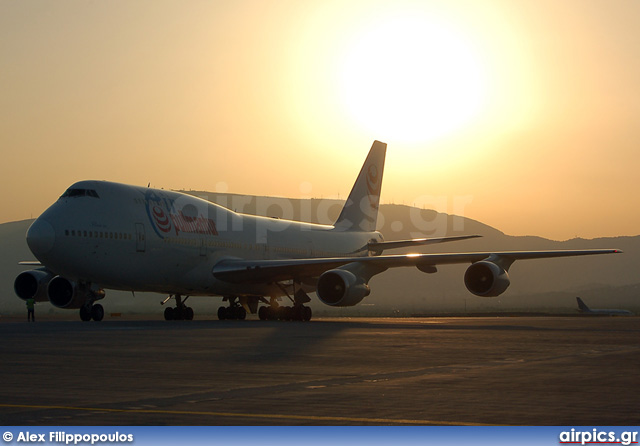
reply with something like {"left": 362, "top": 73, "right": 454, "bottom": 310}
{"left": 464, "top": 261, "right": 511, "bottom": 297}
{"left": 316, "top": 269, "right": 371, "bottom": 307}
{"left": 47, "top": 276, "right": 105, "bottom": 309}
{"left": 14, "top": 269, "right": 54, "bottom": 302}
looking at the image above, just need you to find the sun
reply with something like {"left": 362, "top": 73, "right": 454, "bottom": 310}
{"left": 338, "top": 14, "right": 488, "bottom": 144}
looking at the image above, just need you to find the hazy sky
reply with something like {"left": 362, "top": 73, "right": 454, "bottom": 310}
{"left": 1, "top": 0, "right": 639, "bottom": 240}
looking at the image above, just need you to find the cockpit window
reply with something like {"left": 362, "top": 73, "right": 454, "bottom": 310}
{"left": 60, "top": 188, "right": 100, "bottom": 199}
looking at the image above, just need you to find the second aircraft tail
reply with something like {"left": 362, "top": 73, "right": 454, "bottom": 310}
{"left": 576, "top": 297, "right": 590, "bottom": 312}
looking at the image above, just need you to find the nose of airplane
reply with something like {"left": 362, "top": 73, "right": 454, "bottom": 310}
{"left": 27, "top": 218, "right": 56, "bottom": 256}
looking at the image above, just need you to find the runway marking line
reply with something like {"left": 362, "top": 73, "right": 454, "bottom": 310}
{"left": 0, "top": 403, "right": 493, "bottom": 426}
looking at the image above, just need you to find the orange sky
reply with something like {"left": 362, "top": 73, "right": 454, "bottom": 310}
{"left": 1, "top": 0, "right": 638, "bottom": 240}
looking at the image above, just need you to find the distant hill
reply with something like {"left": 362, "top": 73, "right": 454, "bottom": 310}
{"left": 1, "top": 193, "right": 638, "bottom": 317}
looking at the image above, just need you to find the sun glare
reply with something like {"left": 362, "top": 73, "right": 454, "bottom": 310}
{"left": 338, "top": 15, "right": 488, "bottom": 144}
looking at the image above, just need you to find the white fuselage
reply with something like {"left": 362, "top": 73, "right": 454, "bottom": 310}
{"left": 28, "top": 181, "right": 382, "bottom": 298}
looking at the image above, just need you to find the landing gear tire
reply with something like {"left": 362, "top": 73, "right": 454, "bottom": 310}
{"left": 236, "top": 306, "right": 246, "bottom": 320}
{"left": 258, "top": 305, "right": 311, "bottom": 321}
{"left": 285, "top": 307, "right": 295, "bottom": 321}
{"left": 164, "top": 306, "right": 194, "bottom": 321}
{"left": 162, "top": 295, "right": 194, "bottom": 321}
{"left": 80, "top": 306, "right": 92, "bottom": 322}
{"left": 264, "top": 306, "right": 276, "bottom": 320}
{"left": 218, "top": 306, "right": 246, "bottom": 320}
{"left": 79, "top": 304, "right": 105, "bottom": 322}
{"left": 91, "top": 304, "right": 104, "bottom": 321}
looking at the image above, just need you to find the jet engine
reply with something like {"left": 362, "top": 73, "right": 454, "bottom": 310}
{"left": 464, "top": 261, "right": 511, "bottom": 297}
{"left": 316, "top": 269, "right": 371, "bottom": 307}
{"left": 47, "top": 276, "right": 104, "bottom": 308}
{"left": 14, "top": 269, "right": 54, "bottom": 302}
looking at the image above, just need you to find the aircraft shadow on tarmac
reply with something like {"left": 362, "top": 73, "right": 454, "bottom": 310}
{"left": 84, "top": 318, "right": 557, "bottom": 363}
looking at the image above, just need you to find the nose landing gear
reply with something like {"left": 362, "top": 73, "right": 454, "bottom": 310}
{"left": 78, "top": 285, "right": 106, "bottom": 321}
{"left": 79, "top": 303, "right": 104, "bottom": 322}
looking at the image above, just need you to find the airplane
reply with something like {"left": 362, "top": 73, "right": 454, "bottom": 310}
{"left": 14, "top": 140, "right": 622, "bottom": 322}
{"left": 576, "top": 297, "right": 632, "bottom": 316}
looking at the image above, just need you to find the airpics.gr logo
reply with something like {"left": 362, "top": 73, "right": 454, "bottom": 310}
{"left": 142, "top": 190, "right": 218, "bottom": 239}
{"left": 559, "top": 428, "right": 638, "bottom": 446}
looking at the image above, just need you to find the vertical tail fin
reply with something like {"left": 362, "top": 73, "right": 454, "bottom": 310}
{"left": 576, "top": 297, "right": 590, "bottom": 312}
{"left": 334, "top": 140, "right": 387, "bottom": 232}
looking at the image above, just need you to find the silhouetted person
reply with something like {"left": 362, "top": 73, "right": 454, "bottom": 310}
{"left": 26, "top": 298, "right": 35, "bottom": 322}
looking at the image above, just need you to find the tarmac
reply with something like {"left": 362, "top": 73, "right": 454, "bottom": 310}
{"left": 1, "top": 316, "right": 638, "bottom": 426}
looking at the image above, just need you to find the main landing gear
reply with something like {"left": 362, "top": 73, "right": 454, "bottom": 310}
{"left": 217, "top": 296, "right": 247, "bottom": 320}
{"left": 257, "top": 289, "right": 313, "bottom": 321}
{"left": 258, "top": 303, "right": 312, "bottom": 321}
{"left": 216, "top": 295, "right": 312, "bottom": 321}
{"left": 217, "top": 305, "right": 246, "bottom": 320}
{"left": 162, "top": 295, "right": 194, "bottom": 321}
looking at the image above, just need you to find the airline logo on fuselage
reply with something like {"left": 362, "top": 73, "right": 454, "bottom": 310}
{"left": 142, "top": 190, "right": 218, "bottom": 239}
{"left": 366, "top": 164, "right": 381, "bottom": 211}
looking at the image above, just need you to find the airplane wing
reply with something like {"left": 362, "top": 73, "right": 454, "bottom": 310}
{"left": 212, "top": 249, "right": 622, "bottom": 284}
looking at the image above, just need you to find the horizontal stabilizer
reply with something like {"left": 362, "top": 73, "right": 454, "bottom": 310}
{"left": 368, "top": 235, "right": 481, "bottom": 254}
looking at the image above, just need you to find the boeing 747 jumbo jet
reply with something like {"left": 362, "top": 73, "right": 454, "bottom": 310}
{"left": 15, "top": 141, "right": 621, "bottom": 321}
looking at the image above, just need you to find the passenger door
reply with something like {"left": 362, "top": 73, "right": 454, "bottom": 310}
{"left": 135, "top": 223, "right": 146, "bottom": 252}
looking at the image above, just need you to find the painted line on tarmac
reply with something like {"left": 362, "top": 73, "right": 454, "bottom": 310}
{"left": 0, "top": 403, "right": 493, "bottom": 426}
